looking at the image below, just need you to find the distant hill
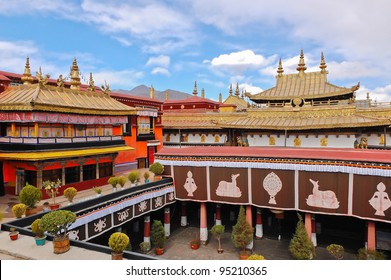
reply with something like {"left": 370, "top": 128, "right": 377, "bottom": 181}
{"left": 114, "top": 85, "right": 192, "bottom": 101}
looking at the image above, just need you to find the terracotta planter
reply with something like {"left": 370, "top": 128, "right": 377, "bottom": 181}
{"left": 50, "top": 204, "right": 60, "bottom": 210}
{"left": 53, "top": 236, "right": 70, "bottom": 254}
{"left": 111, "top": 252, "right": 123, "bottom": 260}
{"left": 190, "top": 242, "right": 200, "bottom": 250}
{"left": 155, "top": 247, "right": 164, "bottom": 255}
{"left": 9, "top": 232, "right": 19, "bottom": 241}
{"left": 217, "top": 248, "right": 224, "bottom": 254}
{"left": 239, "top": 251, "right": 250, "bottom": 260}
{"left": 25, "top": 207, "right": 39, "bottom": 216}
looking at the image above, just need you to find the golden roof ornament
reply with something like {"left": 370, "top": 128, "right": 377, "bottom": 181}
{"left": 36, "top": 67, "right": 50, "bottom": 86}
{"left": 165, "top": 90, "right": 169, "bottom": 100}
{"left": 21, "top": 57, "right": 34, "bottom": 84}
{"left": 88, "top": 72, "right": 95, "bottom": 92}
{"left": 56, "top": 74, "right": 65, "bottom": 88}
{"left": 319, "top": 52, "right": 328, "bottom": 73}
{"left": 150, "top": 84, "right": 155, "bottom": 99}
{"left": 229, "top": 84, "right": 233, "bottom": 96}
{"left": 219, "top": 93, "right": 222, "bottom": 103}
{"left": 277, "top": 58, "right": 284, "bottom": 77}
{"left": 235, "top": 83, "right": 240, "bottom": 96}
{"left": 296, "top": 49, "right": 307, "bottom": 74}
{"left": 201, "top": 88, "right": 205, "bottom": 98}
{"left": 193, "top": 81, "right": 198, "bottom": 96}
{"left": 101, "top": 80, "right": 110, "bottom": 95}
{"left": 70, "top": 57, "right": 81, "bottom": 90}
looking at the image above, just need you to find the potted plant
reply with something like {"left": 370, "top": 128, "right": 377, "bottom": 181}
{"left": 210, "top": 224, "right": 225, "bottom": 253}
{"left": 93, "top": 186, "right": 102, "bottom": 197}
{"left": 190, "top": 233, "right": 200, "bottom": 250}
{"left": 108, "top": 176, "right": 119, "bottom": 192}
{"left": 42, "top": 179, "right": 61, "bottom": 209}
{"left": 12, "top": 203, "right": 26, "bottom": 219}
{"left": 40, "top": 210, "right": 76, "bottom": 254}
{"left": 247, "top": 254, "right": 266, "bottom": 260}
{"left": 149, "top": 162, "right": 164, "bottom": 180}
{"left": 31, "top": 218, "right": 46, "bottom": 246}
{"left": 357, "top": 248, "right": 386, "bottom": 260}
{"left": 231, "top": 206, "right": 253, "bottom": 259}
{"left": 289, "top": 213, "right": 315, "bottom": 260}
{"left": 108, "top": 232, "right": 130, "bottom": 260}
{"left": 139, "top": 241, "right": 151, "bottom": 253}
{"left": 18, "top": 182, "right": 42, "bottom": 216}
{"left": 143, "top": 171, "right": 150, "bottom": 183}
{"left": 118, "top": 175, "right": 127, "bottom": 190}
{"left": 128, "top": 172, "right": 138, "bottom": 187}
{"left": 151, "top": 220, "right": 166, "bottom": 255}
{"left": 9, "top": 227, "right": 19, "bottom": 241}
{"left": 326, "top": 244, "right": 344, "bottom": 260}
{"left": 63, "top": 187, "right": 77, "bottom": 204}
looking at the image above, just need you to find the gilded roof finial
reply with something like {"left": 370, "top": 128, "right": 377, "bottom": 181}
{"left": 219, "top": 93, "right": 222, "bottom": 103}
{"left": 21, "top": 57, "right": 34, "bottom": 84}
{"left": 101, "top": 80, "right": 110, "bottom": 95}
{"left": 193, "top": 81, "right": 198, "bottom": 95}
{"left": 88, "top": 72, "right": 95, "bottom": 92}
{"left": 70, "top": 57, "right": 81, "bottom": 90}
{"left": 319, "top": 52, "right": 328, "bottom": 73}
{"left": 150, "top": 84, "right": 155, "bottom": 99}
{"left": 57, "top": 74, "right": 65, "bottom": 88}
{"left": 201, "top": 88, "right": 205, "bottom": 98}
{"left": 235, "top": 83, "right": 240, "bottom": 96}
{"left": 366, "top": 92, "right": 370, "bottom": 100}
{"left": 296, "top": 49, "right": 307, "bottom": 74}
{"left": 277, "top": 58, "right": 284, "bottom": 77}
{"left": 165, "top": 90, "right": 169, "bottom": 101}
{"left": 229, "top": 84, "right": 233, "bottom": 96}
{"left": 36, "top": 67, "right": 50, "bottom": 86}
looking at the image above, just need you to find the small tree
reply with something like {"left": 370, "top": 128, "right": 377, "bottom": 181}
{"left": 118, "top": 176, "right": 127, "bottom": 188}
{"left": 108, "top": 232, "right": 130, "bottom": 254}
{"left": 12, "top": 203, "right": 26, "bottom": 218}
{"left": 19, "top": 183, "right": 42, "bottom": 209}
{"left": 63, "top": 187, "right": 77, "bottom": 203}
{"left": 151, "top": 220, "right": 166, "bottom": 249}
{"left": 31, "top": 218, "right": 45, "bottom": 238}
{"left": 357, "top": 248, "right": 386, "bottom": 260}
{"left": 108, "top": 177, "right": 119, "bottom": 189}
{"left": 231, "top": 206, "right": 253, "bottom": 255}
{"left": 128, "top": 172, "right": 138, "bottom": 185}
{"left": 326, "top": 244, "right": 344, "bottom": 260}
{"left": 149, "top": 162, "right": 164, "bottom": 176}
{"left": 210, "top": 224, "right": 225, "bottom": 252}
{"left": 289, "top": 213, "right": 315, "bottom": 260}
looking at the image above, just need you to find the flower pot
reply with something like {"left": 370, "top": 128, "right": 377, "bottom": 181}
{"left": 217, "top": 248, "right": 224, "bottom": 254}
{"left": 53, "top": 236, "right": 70, "bottom": 254}
{"left": 9, "top": 231, "right": 19, "bottom": 241}
{"left": 155, "top": 247, "right": 164, "bottom": 255}
{"left": 190, "top": 242, "right": 200, "bottom": 250}
{"left": 25, "top": 207, "right": 39, "bottom": 216}
{"left": 50, "top": 204, "right": 60, "bottom": 210}
{"left": 239, "top": 250, "right": 250, "bottom": 260}
{"left": 112, "top": 188, "right": 117, "bottom": 193}
{"left": 111, "top": 252, "right": 123, "bottom": 260}
{"left": 144, "top": 179, "right": 150, "bottom": 183}
{"left": 35, "top": 236, "right": 46, "bottom": 246}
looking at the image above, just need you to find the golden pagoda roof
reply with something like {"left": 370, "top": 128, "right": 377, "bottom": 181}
{"left": 249, "top": 71, "right": 359, "bottom": 102}
{"left": 223, "top": 95, "right": 248, "bottom": 111}
{"left": 0, "top": 83, "right": 136, "bottom": 115}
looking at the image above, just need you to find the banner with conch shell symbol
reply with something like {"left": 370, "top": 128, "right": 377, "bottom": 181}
{"left": 369, "top": 182, "right": 391, "bottom": 216}
{"left": 263, "top": 172, "right": 282, "bottom": 204}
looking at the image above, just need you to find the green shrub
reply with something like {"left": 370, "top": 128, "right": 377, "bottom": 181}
{"left": 118, "top": 176, "right": 127, "bottom": 188}
{"left": 143, "top": 171, "right": 150, "bottom": 180}
{"left": 149, "top": 162, "right": 164, "bottom": 175}
{"left": 40, "top": 210, "right": 76, "bottom": 240}
{"left": 231, "top": 206, "right": 253, "bottom": 253}
{"left": 289, "top": 213, "right": 315, "bottom": 260}
{"left": 139, "top": 241, "right": 151, "bottom": 252}
{"left": 31, "top": 218, "right": 45, "bottom": 238}
{"left": 108, "top": 177, "right": 119, "bottom": 188}
{"left": 63, "top": 187, "right": 77, "bottom": 202}
{"left": 19, "top": 183, "right": 42, "bottom": 208}
{"left": 12, "top": 203, "right": 26, "bottom": 218}
{"left": 151, "top": 220, "right": 166, "bottom": 248}
{"left": 247, "top": 254, "right": 266, "bottom": 260}
{"left": 128, "top": 172, "right": 138, "bottom": 184}
{"left": 109, "top": 232, "right": 130, "bottom": 254}
{"left": 357, "top": 248, "right": 386, "bottom": 260}
{"left": 326, "top": 244, "right": 344, "bottom": 259}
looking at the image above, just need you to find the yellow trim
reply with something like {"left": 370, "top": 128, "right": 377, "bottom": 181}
{"left": 0, "top": 146, "right": 134, "bottom": 161}
{"left": 11, "top": 123, "right": 15, "bottom": 137}
{"left": 34, "top": 123, "right": 39, "bottom": 137}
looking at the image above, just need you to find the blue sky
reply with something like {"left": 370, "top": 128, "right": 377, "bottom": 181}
{"left": 0, "top": 0, "right": 390, "bottom": 102}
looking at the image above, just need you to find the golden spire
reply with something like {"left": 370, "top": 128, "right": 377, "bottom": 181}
{"left": 193, "top": 81, "right": 198, "bottom": 95}
{"left": 235, "top": 83, "right": 240, "bottom": 96}
{"left": 219, "top": 93, "right": 222, "bottom": 103}
{"left": 88, "top": 72, "right": 95, "bottom": 92}
{"left": 70, "top": 57, "right": 81, "bottom": 90}
{"left": 21, "top": 57, "right": 34, "bottom": 84}
{"left": 201, "top": 88, "right": 205, "bottom": 98}
{"left": 277, "top": 58, "right": 284, "bottom": 77}
{"left": 229, "top": 84, "right": 233, "bottom": 96}
{"left": 296, "top": 49, "right": 307, "bottom": 74}
{"left": 319, "top": 52, "right": 328, "bottom": 73}
{"left": 150, "top": 84, "right": 155, "bottom": 99}
{"left": 165, "top": 90, "right": 169, "bottom": 100}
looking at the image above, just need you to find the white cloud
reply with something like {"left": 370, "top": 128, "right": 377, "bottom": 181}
{"left": 112, "top": 36, "right": 132, "bottom": 47}
{"left": 146, "top": 55, "right": 170, "bottom": 68}
{"left": 151, "top": 67, "right": 170, "bottom": 76}
{"left": 239, "top": 83, "right": 263, "bottom": 95}
{"left": 356, "top": 84, "right": 391, "bottom": 103}
{"left": 92, "top": 69, "right": 144, "bottom": 90}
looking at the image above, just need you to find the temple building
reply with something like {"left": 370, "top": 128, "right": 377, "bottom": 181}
{"left": 0, "top": 58, "right": 162, "bottom": 196}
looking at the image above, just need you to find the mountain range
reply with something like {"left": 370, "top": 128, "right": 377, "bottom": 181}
{"left": 115, "top": 85, "right": 192, "bottom": 101}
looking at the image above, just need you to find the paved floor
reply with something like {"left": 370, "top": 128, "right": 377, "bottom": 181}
{"left": 0, "top": 170, "right": 357, "bottom": 260}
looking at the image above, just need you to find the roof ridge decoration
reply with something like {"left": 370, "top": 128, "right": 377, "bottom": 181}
{"left": 229, "top": 83, "right": 233, "bottom": 96}
{"left": 56, "top": 74, "right": 65, "bottom": 89}
{"left": 70, "top": 57, "right": 81, "bottom": 90}
{"left": 101, "top": 80, "right": 111, "bottom": 96}
{"left": 296, "top": 49, "right": 307, "bottom": 75}
{"left": 319, "top": 52, "right": 328, "bottom": 74}
{"left": 193, "top": 81, "right": 198, "bottom": 96}
{"left": 235, "top": 83, "right": 240, "bottom": 96}
{"left": 88, "top": 72, "right": 95, "bottom": 92}
{"left": 201, "top": 88, "right": 205, "bottom": 98}
{"left": 21, "top": 57, "right": 34, "bottom": 84}
{"left": 150, "top": 84, "right": 155, "bottom": 99}
{"left": 277, "top": 58, "right": 284, "bottom": 77}
{"left": 35, "top": 67, "right": 50, "bottom": 86}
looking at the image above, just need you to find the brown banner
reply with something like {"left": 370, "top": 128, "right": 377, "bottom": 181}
{"left": 299, "top": 171, "right": 349, "bottom": 214}
{"left": 113, "top": 206, "right": 133, "bottom": 226}
{"left": 87, "top": 214, "right": 112, "bottom": 239}
{"left": 174, "top": 166, "right": 207, "bottom": 200}
{"left": 353, "top": 175, "right": 391, "bottom": 221}
{"left": 69, "top": 225, "right": 86, "bottom": 241}
{"left": 134, "top": 199, "right": 151, "bottom": 217}
{"left": 210, "top": 167, "right": 248, "bottom": 203}
{"left": 251, "top": 169, "right": 295, "bottom": 209}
